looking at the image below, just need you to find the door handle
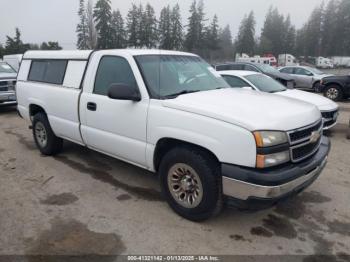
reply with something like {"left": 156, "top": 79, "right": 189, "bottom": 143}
{"left": 87, "top": 102, "right": 97, "bottom": 111}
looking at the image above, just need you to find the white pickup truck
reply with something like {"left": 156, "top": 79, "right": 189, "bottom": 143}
{"left": 16, "top": 50, "right": 330, "bottom": 221}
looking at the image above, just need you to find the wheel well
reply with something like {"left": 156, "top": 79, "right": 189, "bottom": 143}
{"left": 153, "top": 138, "right": 219, "bottom": 172}
{"left": 29, "top": 104, "right": 46, "bottom": 119}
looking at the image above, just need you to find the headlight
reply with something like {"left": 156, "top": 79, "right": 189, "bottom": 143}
{"left": 253, "top": 131, "right": 290, "bottom": 168}
{"left": 253, "top": 131, "right": 288, "bottom": 147}
{"left": 256, "top": 151, "right": 290, "bottom": 168}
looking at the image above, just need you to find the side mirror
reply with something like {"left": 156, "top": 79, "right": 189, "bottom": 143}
{"left": 306, "top": 72, "right": 314, "bottom": 76}
{"left": 108, "top": 83, "right": 141, "bottom": 101}
{"left": 242, "top": 86, "right": 254, "bottom": 91}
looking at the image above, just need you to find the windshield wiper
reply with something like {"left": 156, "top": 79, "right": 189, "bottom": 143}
{"left": 163, "top": 90, "right": 201, "bottom": 99}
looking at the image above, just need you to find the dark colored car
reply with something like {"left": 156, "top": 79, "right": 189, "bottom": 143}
{"left": 319, "top": 75, "right": 350, "bottom": 101}
{"left": 215, "top": 62, "right": 295, "bottom": 88}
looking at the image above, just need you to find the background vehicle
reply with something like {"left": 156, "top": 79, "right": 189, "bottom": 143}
{"left": 319, "top": 75, "right": 350, "bottom": 101}
{"left": 278, "top": 66, "right": 333, "bottom": 92}
{"left": 278, "top": 54, "right": 299, "bottom": 66}
{"left": 3, "top": 54, "right": 23, "bottom": 72}
{"left": 0, "top": 62, "right": 17, "bottom": 106}
{"left": 215, "top": 62, "right": 295, "bottom": 88}
{"left": 235, "top": 53, "right": 277, "bottom": 66}
{"left": 316, "top": 57, "right": 334, "bottom": 69}
{"left": 331, "top": 56, "right": 350, "bottom": 68}
{"left": 17, "top": 50, "right": 329, "bottom": 221}
{"left": 219, "top": 71, "right": 339, "bottom": 130}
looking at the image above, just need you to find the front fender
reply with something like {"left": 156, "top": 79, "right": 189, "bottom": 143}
{"left": 147, "top": 106, "right": 257, "bottom": 170}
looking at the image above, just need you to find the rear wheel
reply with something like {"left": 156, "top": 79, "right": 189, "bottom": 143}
{"left": 159, "top": 146, "right": 222, "bottom": 221}
{"left": 324, "top": 85, "right": 343, "bottom": 101}
{"left": 33, "top": 112, "right": 63, "bottom": 155}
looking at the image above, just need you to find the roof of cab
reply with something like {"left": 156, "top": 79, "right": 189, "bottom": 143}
{"left": 23, "top": 49, "right": 197, "bottom": 60}
{"left": 218, "top": 70, "right": 260, "bottom": 77}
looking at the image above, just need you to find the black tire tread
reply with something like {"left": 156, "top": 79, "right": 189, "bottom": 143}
{"left": 32, "top": 112, "right": 63, "bottom": 155}
{"left": 324, "top": 85, "right": 343, "bottom": 101}
{"left": 159, "top": 145, "right": 222, "bottom": 221}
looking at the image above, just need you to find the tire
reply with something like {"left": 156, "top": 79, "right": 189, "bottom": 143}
{"left": 313, "top": 82, "right": 321, "bottom": 93}
{"left": 159, "top": 146, "right": 222, "bottom": 221}
{"left": 32, "top": 112, "right": 63, "bottom": 155}
{"left": 324, "top": 85, "right": 343, "bottom": 101}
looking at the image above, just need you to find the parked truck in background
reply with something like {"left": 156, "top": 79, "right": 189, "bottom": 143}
{"left": 16, "top": 50, "right": 330, "bottom": 221}
{"left": 316, "top": 57, "right": 334, "bottom": 69}
{"left": 0, "top": 61, "right": 17, "bottom": 106}
{"left": 331, "top": 56, "right": 350, "bottom": 68}
{"left": 278, "top": 54, "right": 299, "bottom": 67}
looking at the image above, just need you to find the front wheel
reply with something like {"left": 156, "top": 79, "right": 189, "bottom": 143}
{"left": 324, "top": 85, "right": 343, "bottom": 101}
{"left": 313, "top": 82, "right": 321, "bottom": 92}
{"left": 33, "top": 112, "right": 63, "bottom": 155}
{"left": 159, "top": 146, "right": 222, "bottom": 221}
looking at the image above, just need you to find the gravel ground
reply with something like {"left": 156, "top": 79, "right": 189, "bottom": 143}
{"left": 0, "top": 101, "right": 349, "bottom": 261}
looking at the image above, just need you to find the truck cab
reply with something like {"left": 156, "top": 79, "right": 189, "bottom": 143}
{"left": 16, "top": 50, "right": 330, "bottom": 221}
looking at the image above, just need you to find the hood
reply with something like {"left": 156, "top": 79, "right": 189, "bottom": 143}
{"left": 162, "top": 88, "right": 321, "bottom": 131}
{"left": 265, "top": 71, "right": 293, "bottom": 81}
{"left": 0, "top": 73, "right": 17, "bottom": 80}
{"left": 276, "top": 89, "right": 339, "bottom": 112}
{"left": 323, "top": 75, "right": 350, "bottom": 82}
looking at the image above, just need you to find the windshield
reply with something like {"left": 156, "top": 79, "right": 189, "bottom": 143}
{"left": 256, "top": 64, "right": 280, "bottom": 75}
{"left": 134, "top": 55, "right": 230, "bottom": 99}
{"left": 0, "top": 63, "right": 16, "bottom": 74}
{"left": 245, "top": 74, "right": 287, "bottom": 93}
{"left": 306, "top": 67, "right": 324, "bottom": 75}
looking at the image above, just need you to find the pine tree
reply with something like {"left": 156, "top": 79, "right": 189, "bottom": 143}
{"left": 142, "top": 3, "right": 158, "bottom": 48}
{"left": 283, "top": 15, "right": 296, "bottom": 55}
{"left": 111, "top": 10, "right": 126, "bottom": 48}
{"left": 303, "top": 3, "right": 324, "bottom": 56}
{"left": 0, "top": 44, "right": 4, "bottom": 58}
{"left": 196, "top": 0, "right": 206, "bottom": 50}
{"left": 335, "top": 0, "right": 350, "bottom": 55}
{"left": 76, "top": 0, "right": 89, "bottom": 50}
{"left": 86, "top": 0, "right": 97, "bottom": 49}
{"left": 204, "top": 15, "right": 220, "bottom": 60}
{"left": 184, "top": 0, "right": 198, "bottom": 51}
{"left": 259, "top": 7, "right": 287, "bottom": 56}
{"left": 40, "top": 42, "right": 62, "bottom": 50}
{"left": 184, "top": 0, "right": 206, "bottom": 54}
{"left": 159, "top": 5, "right": 172, "bottom": 49}
{"left": 5, "top": 28, "right": 25, "bottom": 54}
{"left": 94, "top": 0, "right": 113, "bottom": 49}
{"left": 235, "top": 11, "right": 256, "bottom": 55}
{"left": 218, "top": 25, "right": 234, "bottom": 60}
{"left": 126, "top": 4, "right": 141, "bottom": 47}
{"left": 170, "top": 4, "right": 183, "bottom": 50}
{"left": 321, "top": 0, "right": 338, "bottom": 56}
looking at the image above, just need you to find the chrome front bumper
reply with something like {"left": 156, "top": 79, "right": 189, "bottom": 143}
{"left": 222, "top": 157, "right": 327, "bottom": 200}
{"left": 0, "top": 91, "right": 16, "bottom": 105}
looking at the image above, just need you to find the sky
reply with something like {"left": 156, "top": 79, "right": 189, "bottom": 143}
{"left": 0, "top": 0, "right": 330, "bottom": 50}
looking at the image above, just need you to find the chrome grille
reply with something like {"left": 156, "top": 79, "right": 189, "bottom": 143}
{"left": 288, "top": 119, "right": 323, "bottom": 162}
{"left": 0, "top": 81, "right": 16, "bottom": 92}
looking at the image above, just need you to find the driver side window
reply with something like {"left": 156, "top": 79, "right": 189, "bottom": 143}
{"left": 94, "top": 56, "right": 138, "bottom": 96}
{"left": 222, "top": 75, "right": 250, "bottom": 88}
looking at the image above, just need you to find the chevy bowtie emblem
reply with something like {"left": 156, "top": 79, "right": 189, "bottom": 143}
{"left": 310, "top": 131, "right": 321, "bottom": 143}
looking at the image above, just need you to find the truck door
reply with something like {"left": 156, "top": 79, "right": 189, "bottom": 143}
{"left": 79, "top": 52, "right": 149, "bottom": 167}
